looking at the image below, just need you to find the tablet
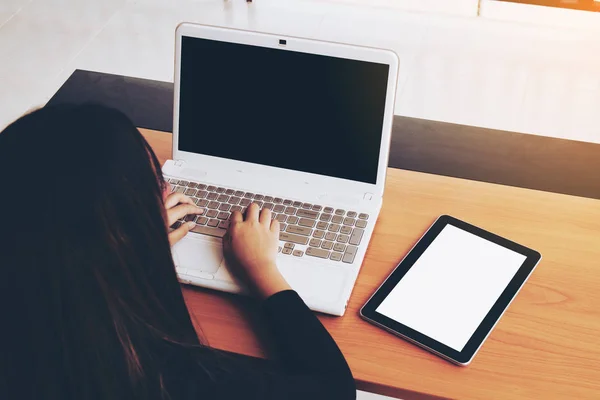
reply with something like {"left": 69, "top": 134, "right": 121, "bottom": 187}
{"left": 360, "top": 215, "right": 541, "bottom": 365}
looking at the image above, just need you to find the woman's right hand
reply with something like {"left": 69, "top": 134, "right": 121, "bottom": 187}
{"left": 223, "top": 203, "right": 292, "bottom": 299}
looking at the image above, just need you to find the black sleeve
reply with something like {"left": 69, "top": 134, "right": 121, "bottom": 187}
{"left": 207, "top": 290, "right": 356, "bottom": 400}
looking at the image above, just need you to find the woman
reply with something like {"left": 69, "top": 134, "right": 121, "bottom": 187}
{"left": 0, "top": 104, "right": 355, "bottom": 400}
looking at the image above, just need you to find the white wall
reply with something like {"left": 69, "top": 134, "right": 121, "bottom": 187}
{"left": 1, "top": 0, "right": 599, "bottom": 145}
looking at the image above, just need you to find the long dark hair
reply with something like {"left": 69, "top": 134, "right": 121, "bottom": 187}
{"left": 0, "top": 104, "right": 208, "bottom": 399}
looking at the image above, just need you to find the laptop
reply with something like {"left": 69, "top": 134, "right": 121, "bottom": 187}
{"left": 163, "top": 23, "right": 399, "bottom": 316}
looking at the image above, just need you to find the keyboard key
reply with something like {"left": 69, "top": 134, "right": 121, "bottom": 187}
{"left": 169, "top": 179, "right": 179, "bottom": 185}
{"left": 225, "top": 189, "right": 235, "bottom": 195}
{"left": 208, "top": 201, "right": 219, "bottom": 209}
{"left": 282, "top": 247, "right": 293, "bottom": 255}
{"left": 316, "top": 221, "right": 328, "bottom": 230}
{"left": 340, "top": 226, "right": 352, "bottom": 234}
{"left": 328, "top": 224, "right": 341, "bottom": 233}
{"left": 349, "top": 228, "right": 364, "bottom": 246}
{"left": 197, "top": 200, "right": 209, "bottom": 207}
{"left": 279, "top": 224, "right": 287, "bottom": 232}
{"left": 276, "top": 214, "right": 287, "bottom": 223}
{"left": 343, "top": 218, "right": 356, "bottom": 226}
{"left": 191, "top": 224, "right": 226, "bottom": 238}
{"left": 312, "top": 205, "right": 323, "bottom": 212}
{"left": 284, "top": 242, "right": 295, "bottom": 249}
{"left": 197, "top": 216, "right": 208, "bottom": 225}
{"left": 342, "top": 245, "right": 358, "bottom": 263}
{"left": 198, "top": 184, "right": 207, "bottom": 190}
{"left": 324, "top": 207, "right": 334, "bottom": 213}
{"left": 218, "top": 220, "right": 230, "bottom": 229}
{"left": 330, "top": 252, "right": 343, "bottom": 262}
{"left": 287, "top": 216, "right": 299, "bottom": 225}
{"left": 335, "top": 209, "right": 345, "bottom": 216}
{"left": 216, "top": 187, "right": 225, "bottom": 193}
{"left": 240, "top": 198, "right": 251, "bottom": 206}
{"left": 320, "top": 214, "right": 332, "bottom": 222}
{"left": 264, "top": 196, "right": 274, "bottom": 202}
{"left": 347, "top": 211, "right": 357, "bottom": 218}
{"left": 337, "top": 234, "right": 349, "bottom": 243}
{"left": 174, "top": 186, "right": 185, "bottom": 193}
{"left": 273, "top": 205, "right": 285, "bottom": 213}
{"left": 206, "top": 210, "right": 218, "bottom": 218}
{"left": 228, "top": 196, "right": 241, "bottom": 205}
{"left": 298, "top": 218, "right": 316, "bottom": 228}
{"left": 293, "top": 201, "right": 302, "bottom": 207}
{"left": 302, "top": 203, "right": 312, "bottom": 209}
{"left": 274, "top": 197, "right": 283, "bottom": 204}
{"left": 286, "top": 226, "right": 312, "bottom": 236}
{"left": 333, "top": 243, "right": 346, "bottom": 252}
{"left": 245, "top": 193, "right": 254, "bottom": 198}
{"left": 314, "top": 230, "right": 325, "bottom": 239}
{"left": 322, "top": 241, "right": 334, "bottom": 250}
{"left": 207, "top": 219, "right": 219, "bottom": 227}
{"left": 279, "top": 232, "right": 309, "bottom": 245}
{"left": 234, "top": 190, "right": 244, "bottom": 197}
{"left": 356, "top": 220, "right": 368, "bottom": 228}
{"left": 332, "top": 215, "right": 343, "bottom": 224}
{"left": 196, "top": 191, "right": 208, "bottom": 199}
{"left": 179, "top": 180, "right": 189, "bottom": 186}
{"left": 184, "top": 214, "right": 196, "bottom": 222}
{"left": 297, "top": 209, "right": 319, "bottom": 219}
{"left": 217, "top": 195, "right": 229, "bottom": 202}
{"left": 285, "top": 207, "right": 297, "bottom": 215}
{"left": 306, "top": 247, "right": 330, "bottom": 259}
{"left": 325, "top": 232, "right": 336, "bottom": 241}
{"left": 219, "top": 204, "right": 231, "bottom": 212}
{"left": 254, "top": 194, "right": 264, "bottom": 201}
{"left": 230, "top": 205, "right": 242, "bottom": 213}
{"left": 293, "top": 250, "right": 304, "bottom": 257}
{"left": 188, "top": 182, "right": 198, "bottom": 189}
{"left": 358, "top": 213, "right": 369, "bottom": 220}
{"left": 264, "top": 203, "right": 274, "bottom": 210}
{"left": 283, "top": 199, "right": 292, "bottom": 206}
{"left": 309, "top": 238, "right": 322, "bottom": 247}
{"left": 207, "top": 192, "right": 218, "bottom": 200}
{"left": 207, "top": 186, "right": 216, "bottom": 191}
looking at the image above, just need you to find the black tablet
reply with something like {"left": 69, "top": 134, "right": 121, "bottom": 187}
{"left": 360, "top": 215, "right": 541, "bottom": 365}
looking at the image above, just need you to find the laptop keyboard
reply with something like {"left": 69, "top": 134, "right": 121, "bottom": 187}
{"left": 166, "top": 177, "right": 370, "bottom": 264}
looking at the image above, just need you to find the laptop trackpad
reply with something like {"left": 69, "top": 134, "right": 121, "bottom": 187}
{"left": 172, "top": 237, "right": 222, "bottom": 274}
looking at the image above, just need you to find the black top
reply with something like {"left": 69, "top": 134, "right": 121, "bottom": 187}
{"left": 170, "top": 290, "right": 356, "bottom": 400}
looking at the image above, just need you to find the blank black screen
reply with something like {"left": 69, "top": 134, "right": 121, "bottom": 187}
{"left": 179, "top": 36, "right": 390, "bottom": 184}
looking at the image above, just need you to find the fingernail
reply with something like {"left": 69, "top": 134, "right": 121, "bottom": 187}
{"left": 187, "top": 221, "right": 195, "bottom": 229}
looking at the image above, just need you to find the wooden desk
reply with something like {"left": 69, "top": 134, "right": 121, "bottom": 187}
{"left": 142, "top": 128, "right": 600, "bottom": 400}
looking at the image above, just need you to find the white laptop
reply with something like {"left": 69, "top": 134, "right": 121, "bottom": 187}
{"left": 163, "top": 23, "right": 399, "bottom": 316}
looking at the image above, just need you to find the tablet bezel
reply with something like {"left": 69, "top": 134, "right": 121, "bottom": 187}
{"left": 360, "top": 215, "right": 541, "bottom": 365}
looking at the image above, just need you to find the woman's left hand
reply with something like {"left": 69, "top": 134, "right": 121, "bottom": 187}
{"left": 164, "top": 191, "right": 204, "bottom": 245}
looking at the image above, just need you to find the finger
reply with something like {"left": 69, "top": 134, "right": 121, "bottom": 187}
{"left": 259, "top": 207, "right": 271, "bottom": 225}
{"left": 167, "top": 204, "right": 203, "bottom": 226}
{"left": 230, "top": 210, "right": 243, "bottom": 224}
{"left": 245, "top": 203, "right": 260, "bottom": 222}
{"left": 169, "top": 221, "right": 194, "bottom": 246}
{"left": 270, "top": 218, "right": 280, "bottom": 233}
{"left": 165, "top": 192, "right": 195, "bottom": 209}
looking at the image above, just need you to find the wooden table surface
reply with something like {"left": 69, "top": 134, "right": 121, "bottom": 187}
{"left": 143, "top": 128, "right": 600, "bottom": 400}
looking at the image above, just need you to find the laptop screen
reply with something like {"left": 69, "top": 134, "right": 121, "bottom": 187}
{"left": 178, "top": 36, "right": 390, "bottom": 184}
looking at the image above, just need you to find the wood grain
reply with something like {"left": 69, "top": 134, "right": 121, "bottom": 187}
{"left": 141, "top": 128, "right": 600, "bottom": 400}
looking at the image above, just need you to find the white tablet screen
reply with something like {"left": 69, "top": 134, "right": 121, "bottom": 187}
{"left": 376, "top": 224, "right": 526, "bottom": 351}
